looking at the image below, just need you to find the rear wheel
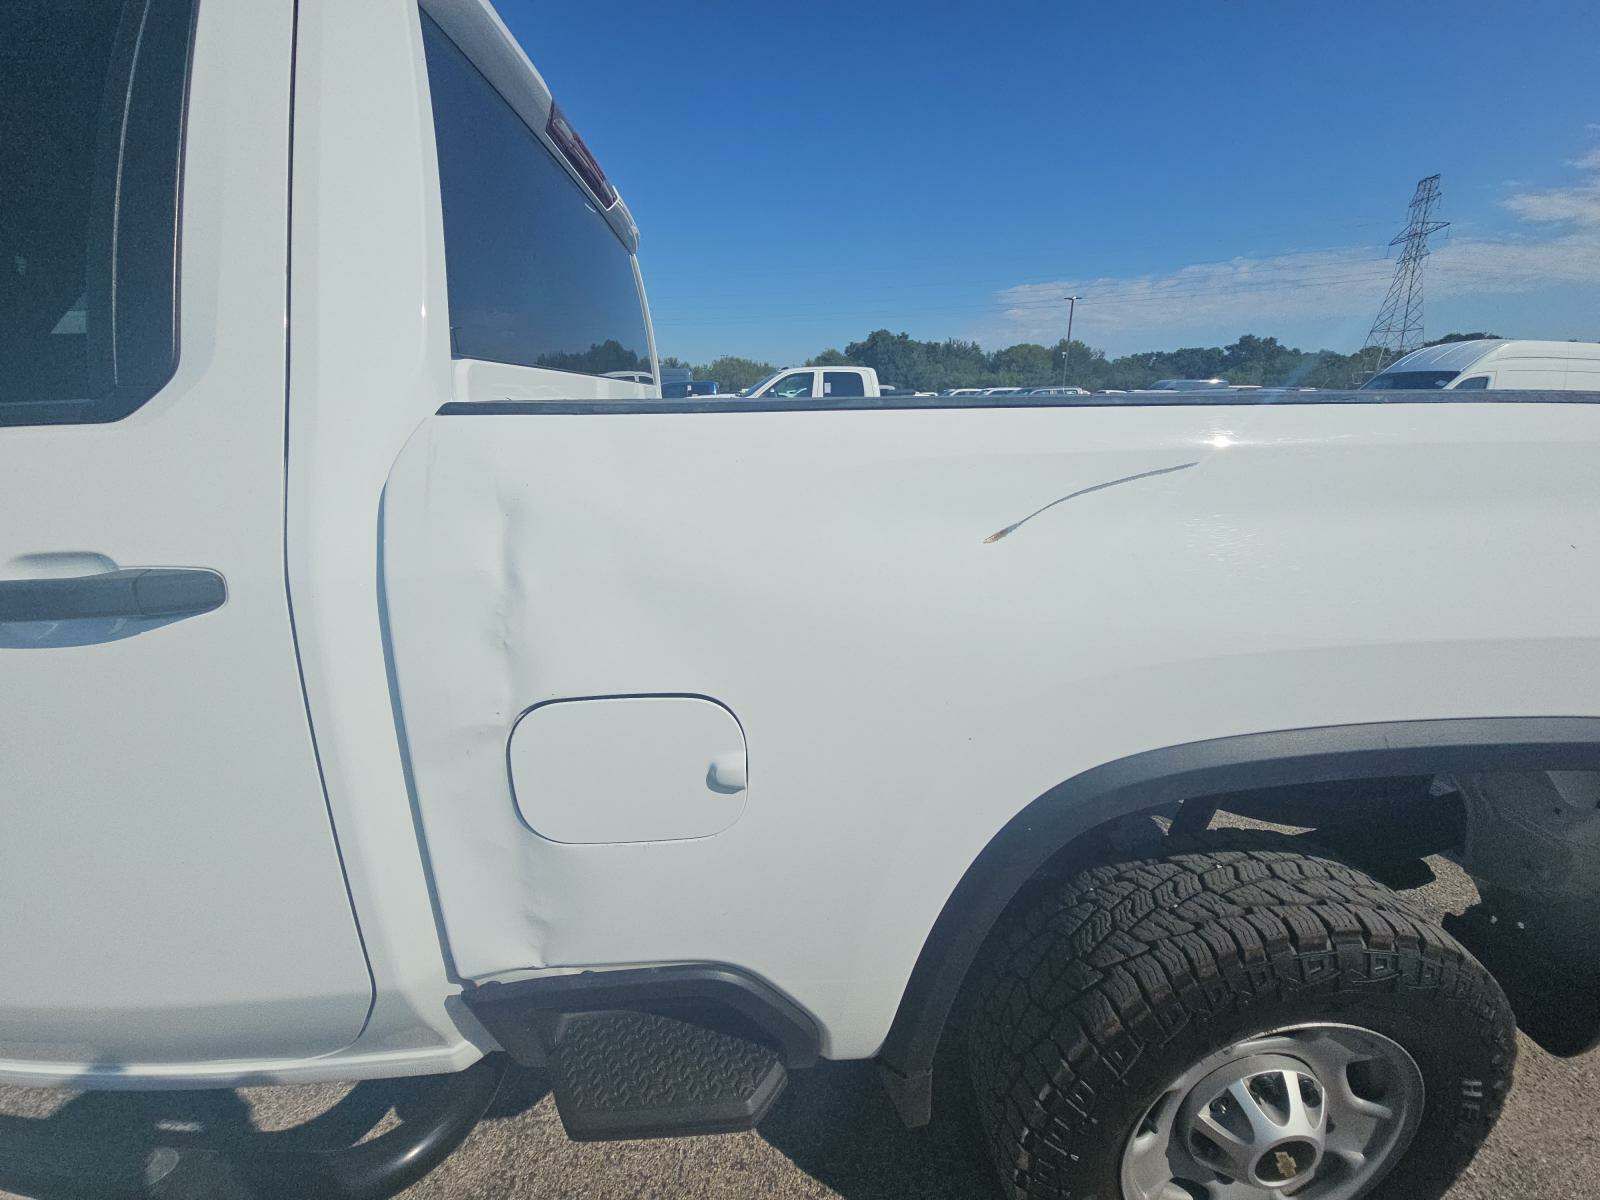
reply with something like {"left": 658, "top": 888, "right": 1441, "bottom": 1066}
{"left": 963, "top": 832, "right": 1515, "bottom": 1200}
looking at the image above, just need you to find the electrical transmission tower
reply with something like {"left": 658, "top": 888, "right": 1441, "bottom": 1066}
{"left": 1358, "top": 174, "right": 1449, "bottom": 381}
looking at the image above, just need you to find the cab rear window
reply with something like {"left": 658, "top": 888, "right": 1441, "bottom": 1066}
{"left": 420, "top": 13, "right": 652, "bottom": 381}
{"left": 0, "top": 0, "right": 195, "bottom": 427}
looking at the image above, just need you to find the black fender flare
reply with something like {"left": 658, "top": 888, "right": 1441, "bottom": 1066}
{"left": 875, "top": 716, "right": 1600, "bottom": 1123}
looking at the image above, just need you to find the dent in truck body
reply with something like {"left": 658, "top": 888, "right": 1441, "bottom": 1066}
{"left": 279, "top": 0, "right": 654, "bottom": 1084}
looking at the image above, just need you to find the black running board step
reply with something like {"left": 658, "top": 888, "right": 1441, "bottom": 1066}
{"left": 546, "top": 1009, "right": 788, "bottom": 1141}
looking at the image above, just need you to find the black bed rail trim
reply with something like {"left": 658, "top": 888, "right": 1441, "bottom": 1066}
{"left": 462, "top": 964, "right": 821, "bottom": 1070}
{"left": 437, "top": 388, "right": 1600, "bottom": 417}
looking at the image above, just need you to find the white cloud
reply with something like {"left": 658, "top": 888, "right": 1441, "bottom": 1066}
{"left": 990, "top": 231, "right": 1600, "bottom": 349}
{"left": 1433, "top": 229, "right": 1600, "bottom": 289}
{"left": 994, "top": 247, "right": 1388, "bottom": 345}
{"left": 1503, "top": 183, "right": 1600, "bottom": 225}
{"left": 1503, "top": 142, "right": 1600, "bottom": 225}
{"left": 986, "top": 137, "right": 1600, "bottom": 350}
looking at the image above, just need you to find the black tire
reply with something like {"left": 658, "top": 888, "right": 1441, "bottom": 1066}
{"left": 963, "top": 830, "right": 1516, "bottom": 1200}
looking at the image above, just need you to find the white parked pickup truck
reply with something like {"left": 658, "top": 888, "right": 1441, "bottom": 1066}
{"left": 741, "top": 364, "right": 881, "bottom": 399}
{"left": 6, "top": 4, "right": 1600, "bottom": 1199}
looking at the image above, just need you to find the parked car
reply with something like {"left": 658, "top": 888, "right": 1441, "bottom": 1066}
{"left": 1361, "top": 339, "right": 1600, "bottom": 390}
{"left": 1028, "top": 386, "right": 1091, "bottom": 396}
{"left": 6, "top": 4, "right": 1600, "bottom": 1200}
{"left": 1144, "top": 377, "right": 1234, "bottom": 391}
{"left": 662, "top": 380, "right": 723, "bottom": 398}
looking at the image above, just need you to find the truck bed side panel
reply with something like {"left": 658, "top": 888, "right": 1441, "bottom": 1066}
{"left": 381, "top": 399, "right": 1600, "bottom": 1057}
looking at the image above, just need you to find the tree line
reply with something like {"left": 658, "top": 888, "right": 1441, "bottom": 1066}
{"left": 662, "top": 331, "right": 1499, "bottom": 393}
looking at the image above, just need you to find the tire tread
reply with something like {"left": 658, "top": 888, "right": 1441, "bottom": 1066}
{"left": 963, "top": 829, "right": 1515, "bottom": 1200}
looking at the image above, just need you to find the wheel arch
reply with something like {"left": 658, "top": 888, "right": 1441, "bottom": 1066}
{"left": 876, "top": 715, "right": 1600, "bottom": 1119}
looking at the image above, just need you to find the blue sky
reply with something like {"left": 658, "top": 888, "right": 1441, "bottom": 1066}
{"left": 499, "top": 0, "right": 1600, "bottom": 365}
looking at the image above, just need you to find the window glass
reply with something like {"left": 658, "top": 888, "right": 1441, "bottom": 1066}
{"left": 768, "top": 372, "right": 815, "bottom": 398}
{"left": 823, "top": 371, "right": 866, "bottom": 398}
{"left": 1362, "top": 370, "right": 1459, "bottom": 390}
{"left": 0, "top": 0, "right": 193, "bottom": 426}
{"left": 421, "top": 14, "right": 651, "bottom": 379}
{"left": 1453, "top": 375, "right": 1490, "bottom": 390}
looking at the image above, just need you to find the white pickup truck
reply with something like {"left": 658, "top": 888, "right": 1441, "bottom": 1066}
{"left": 741, "top": 364, "right": 882, "bottom": 399}
{"left": 5, "top": 4, "right": 1600, "bottom": 1199}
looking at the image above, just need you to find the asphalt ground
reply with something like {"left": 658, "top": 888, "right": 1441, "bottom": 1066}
{"left": 3, "top": 846, "right": 1597, "bottom": 1199}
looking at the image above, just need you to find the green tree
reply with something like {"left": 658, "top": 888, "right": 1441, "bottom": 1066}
{"left": 843, "top": 330, "right": 928, "bottom": 389}
{"left": 806, "top": 348, "right": 852, "bottom": 366}
{"left": 535, "top": 340, "right": 648, "bottom": 375}
{"left": 1422, "top": 331, "right": 1501, "bottom": 346}
{"left": 683, "top": 332, "right": 1401, "bottom": 393}
{"left": 990, "top": 342, "right": 1055, "bottom": 384}
{"left": 692, "top": 355, "right": 776, "bottom": 391}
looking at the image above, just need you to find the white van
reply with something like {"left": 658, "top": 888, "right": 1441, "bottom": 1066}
{"left": 1363, "top": 339, "right": 1600, "bottom": 391}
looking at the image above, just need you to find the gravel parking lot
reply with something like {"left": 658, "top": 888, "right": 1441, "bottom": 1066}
{"left": 3, "top": 849, "right": 1597, "bottom": 1199}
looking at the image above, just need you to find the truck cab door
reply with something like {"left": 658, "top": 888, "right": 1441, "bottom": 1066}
{"left": 0, "top": 0, "right": 371, "bottom": 1073}
{"left": 821, "top": 370, "right": 869, "bottom": 399}
{"left": 764, "top": 370, "right": 818, "bottom": 399}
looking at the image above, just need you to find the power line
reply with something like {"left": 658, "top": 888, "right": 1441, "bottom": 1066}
{"left": 650, "top": 242, "right": 1402, "bottom": 308}
{"left": 651, "top": 256, "right": 1426, "bottom": 324}
{"left": 1358, "top": 175, "right": 1449, "bottom": 379}
{"left": 651, "top": 267, "right": 1398, "bottom": 328}
{"left": 642, "top": 220, "right": 1399, "bottom": 288}
{"left": 655, "top": 268, "right": 1388, "bottom": 322}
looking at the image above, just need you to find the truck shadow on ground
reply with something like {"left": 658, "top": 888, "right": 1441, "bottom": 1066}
{"left": 0, "top": 1069, "right": 551, "bottom": 1200}
{"left": 758, "top": 1059, "right": 999, "bottom": 1200}
{"left": 0, "top": 1061, "right": 990, "bottom": 1200}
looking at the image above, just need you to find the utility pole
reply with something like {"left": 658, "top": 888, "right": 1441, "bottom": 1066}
{"left": 1062, "top": 295, "right": 1082, "bottom": 386}
{"left": 1359, "top": 175, "right": 1448, "bottom": 382}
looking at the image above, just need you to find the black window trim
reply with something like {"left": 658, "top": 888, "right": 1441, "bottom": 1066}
{"left": 436, "top": 388, "right": 1600, "bottom": 417}
{"left": 0, "top": 0, "right": 199, "bottom": 428}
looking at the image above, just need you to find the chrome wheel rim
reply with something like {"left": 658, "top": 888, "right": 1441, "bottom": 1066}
{"left": 1120, "top": 1024, "right": 1425, "bottom": 1200}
